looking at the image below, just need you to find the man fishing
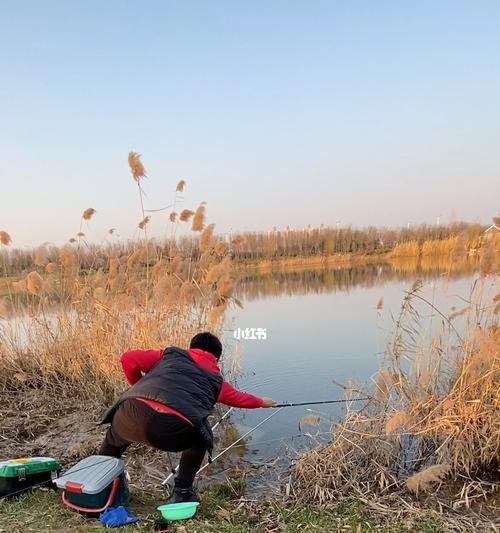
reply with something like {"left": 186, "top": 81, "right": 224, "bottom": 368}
{"left": 100, "top": 332, "right": 276, "bottom": 503}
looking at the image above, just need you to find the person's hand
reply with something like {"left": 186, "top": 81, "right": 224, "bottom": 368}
{"left": 261, "top": 397, "right": 277, "bottom": 408}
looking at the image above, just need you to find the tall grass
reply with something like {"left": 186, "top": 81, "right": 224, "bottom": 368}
{"left": 293, "top": 279, "right": 499, "bottom": 515}
{"left": 0, "top": 153, "right": 237, "bottom": 408}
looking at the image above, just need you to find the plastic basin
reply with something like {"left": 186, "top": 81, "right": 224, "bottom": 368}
{"left": 157, "top": 502, "right": 200, "bottom": 521}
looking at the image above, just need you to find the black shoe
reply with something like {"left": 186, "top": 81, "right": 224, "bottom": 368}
{"left": 172, "top": 486, "right": 200, "bottom": 503}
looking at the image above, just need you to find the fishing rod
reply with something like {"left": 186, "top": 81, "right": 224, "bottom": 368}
{"left": 273, "top": 397, "right": 369, "bottom": 408}
{"left": 161, "top": 407, "right": 235, "bottom": 486}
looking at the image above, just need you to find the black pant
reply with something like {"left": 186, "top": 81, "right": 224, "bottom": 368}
{"left": 99, "top": 399, "right": 205, "bottom": 488}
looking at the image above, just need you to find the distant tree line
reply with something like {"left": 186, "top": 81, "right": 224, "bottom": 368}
{"left": 0, "top": 222, "right": 488, "bottom": 276}
{"left": 231, "top": 222, "right": 485, "bottom": 261}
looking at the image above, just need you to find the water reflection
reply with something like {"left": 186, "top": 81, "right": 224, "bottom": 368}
{"left": 235, "top": 258, "right": 478, "bottom": 301}
{"left": 225, "top": 261, "right": 490, "bottom": 471}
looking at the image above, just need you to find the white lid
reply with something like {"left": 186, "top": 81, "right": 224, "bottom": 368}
{"left": 54, "top": 455, "right": 124, "bottom": 494}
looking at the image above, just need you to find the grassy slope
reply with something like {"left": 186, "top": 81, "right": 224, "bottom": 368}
{"left": 0, "top": 485, "right": 447, "bottom": 533}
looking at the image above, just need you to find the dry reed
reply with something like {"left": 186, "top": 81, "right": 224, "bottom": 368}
{"left": 405, "top": 465, "right": 451, "bottom": 495}
{"left": 192, "top": 203, "right": 206, "bottom": 232}
{"left": 292, "top": 280, "right": 500, "bottom": 520}
{"left": 0, "top": 231, "right": 12, "bottom": 246}
{"left": 138, "top": 216, "right": 150, "bottom": 230}
{"left": 200, "top": 223, "right": 215, "bottom": 252}
{"left": 0, "top": 153, "right": 239, "bottom": 416}
{"left": 179, "top": 209, "right": 194, "bottom": 222}
{"left": 214, "top": 241, "right": 228, "bottom": 254}
{"left": 82, "top": 208, "right": 96, "bottom": 221}
{"left": 26, "top": 271, "right": 44, "bottom": 296}
{"left": 128, "top": 151, "right": 146, "bottom": 181}
{"left": 34, "top": 245, "right": 48, "bottom": 267}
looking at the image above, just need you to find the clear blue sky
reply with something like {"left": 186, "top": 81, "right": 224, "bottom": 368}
{"left": 1, "top": 1, "right": 499, "bottom": 247}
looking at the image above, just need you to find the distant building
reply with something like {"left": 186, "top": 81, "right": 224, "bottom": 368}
{"left": 484, "top": 224, "right": 500, "bottom": 234}
{"left": 484, "top": 224, "right": 500, "bottom": 246}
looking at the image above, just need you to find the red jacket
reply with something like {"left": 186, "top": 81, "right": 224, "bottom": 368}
{"left": 120, "top": 348, "right": 264, "bottom": 425}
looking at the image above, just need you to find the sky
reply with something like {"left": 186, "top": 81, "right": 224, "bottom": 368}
{"left": 1, "top": 1, "right": 499, "bottom": 248}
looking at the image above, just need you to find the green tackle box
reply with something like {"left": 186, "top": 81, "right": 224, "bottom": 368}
{"left": 0, "top": 457, "right": 61, "bottom": 498}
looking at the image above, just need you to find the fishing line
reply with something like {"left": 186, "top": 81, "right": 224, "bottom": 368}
{"left": 161, "top": 407, "right": 234, "bottom": 485}
{"left": 196, "top": 407, "right": 285, "bottom": 475}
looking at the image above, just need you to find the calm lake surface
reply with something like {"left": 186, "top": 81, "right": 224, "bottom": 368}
{"left": 220, "top": 262, "right": 496, "bottom": 471}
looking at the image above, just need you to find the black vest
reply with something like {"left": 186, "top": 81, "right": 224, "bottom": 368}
{"left": 102, "top": 347, "right": 223, "bottom": 451}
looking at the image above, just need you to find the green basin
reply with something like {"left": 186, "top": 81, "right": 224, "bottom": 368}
{"left": 157, "top": 501, "right": 200, "bottom": 521}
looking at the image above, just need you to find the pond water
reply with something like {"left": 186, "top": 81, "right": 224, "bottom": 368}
{"left": 220, "top": 262, "right": 495, "bottom": 473}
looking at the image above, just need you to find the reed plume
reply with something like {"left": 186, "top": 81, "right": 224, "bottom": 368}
{"left": 180, "top": 280, "right": 197, "bottom": 304}
{"left": 26, "top": 271, "right": 44, "bottom": 296}
{"left": 138, "top": 216, "right": 151, "bottom": 230}
{"left": 206, "top": 264, "right": 222, "bottom": 283}
{"left": 59, "top": 247, "right": 76, "bottom": 268}
{"left": 214, "top": 241, "right": 228, "bottom": 254}
{"left": 34, "top": 245, "right": 48, "bottom": 267}
{"left": 169, "top": 212, "right": 177, "bottom": 223}
{"left": 179, "top": 209, "right": 194, "bottom": 222}
{"left": 82, "top": 208, "right": 96, "bottom": 221}
{"left": 200, "top": 223, "right": 215, "bottom": 252}
{"left": 176, "top": 180, "right": 186, "bottom": 192}
{"left": 405, "top": 465, "right": 450, "bottom": 495}
{"left": 108, "top": 256, "right": 120, "bottom": 276}
{"left": 128, "top": 152, "right": 146, "bottom": 181}
{"left": 192, "top": 204, "right": 206, "bottom": 232}
{"left": 46, "top": 262, "right": 59, "bottom": 273}
{"left": 385, "top": 411, "right": 409, "bottom": 434}
{"left": 0, "top": 231, "right": 12, "bottom": 246}
{"left": 217, "top": 275, "right": 233, "bottom": 299}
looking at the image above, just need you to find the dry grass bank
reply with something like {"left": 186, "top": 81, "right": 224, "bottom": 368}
{"left": 237, "top": 253, "right": 382, "bottom": 272}
{"left": 236, "top": 231, "right": 498, "bottom": 273}
{"left": 390, "top": 233, "right": 499, "bottom": 260}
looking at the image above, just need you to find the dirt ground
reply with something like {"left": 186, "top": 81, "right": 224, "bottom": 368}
{"left": 0, "top": 391, "right": 275, "bottom": 497}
